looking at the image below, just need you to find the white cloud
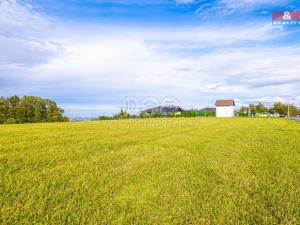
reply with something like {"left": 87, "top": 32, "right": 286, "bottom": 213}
{"left": 0, "top": 0, "right": 64, "bottom": 66}
{"left": 25, "top": 27, "right": 300, "bottom": 104}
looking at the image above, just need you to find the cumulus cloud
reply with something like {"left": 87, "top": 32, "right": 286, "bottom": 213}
{"left": 0, "top": 0, "right": 64, "bottom": 67}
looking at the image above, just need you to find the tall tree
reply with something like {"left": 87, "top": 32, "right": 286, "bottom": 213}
{"left": 46, "top": 100, "right": 64, "bottom": 122}
{"left": 271, "top": 102, "right": 298, "bottom": 116}
{"left": 272, "top": 102, "right": 285, "bottom": 115}
{"left": 256, "top": 102, "right": 267, "bottom": 113}
{"left": 0, "top": 95, "right": 68, "bottom": 124}
{"left": 249, "top": 104, "right": 257, "bottom": 115}
{"left": 115, "top": 108, "right": 129, "bottom": 119}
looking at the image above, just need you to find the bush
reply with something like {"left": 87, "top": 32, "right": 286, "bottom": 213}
{"left": 98, "top": 116, "right": 112, "bottom": 120}
{"left": 182, "top": 110, "right": 215, "bottom": 117}
{"left": 63, "top": 116, "right": 70, "bottom": 122}
{"left": 5, "top": 118, "right": 17, "bottom": 124}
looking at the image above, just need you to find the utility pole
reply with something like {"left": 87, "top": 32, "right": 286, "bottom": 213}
{"left": 287, "top": 100, "right": 290, "bottom": 119}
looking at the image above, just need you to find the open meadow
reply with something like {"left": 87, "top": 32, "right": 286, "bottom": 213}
{"left": 0, "top": 118, "right": 299, "bottom": 224}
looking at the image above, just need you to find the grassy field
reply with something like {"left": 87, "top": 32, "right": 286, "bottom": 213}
{"left": 0, "top": 118, "right": 299, "bottom": 224}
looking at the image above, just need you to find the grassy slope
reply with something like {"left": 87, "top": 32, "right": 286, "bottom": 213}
{"left": 0, "top": 118, "right": 299, "bottom": 224}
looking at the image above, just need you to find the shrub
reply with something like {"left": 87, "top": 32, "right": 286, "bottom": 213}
{"left": 97, "top": 116, "right": 112, "bottom": 120}
{"left": 182, "top": 110, "right": 215, "bottom": 117}
{"left": 5, "top": 118, "right": 17, "bottom": 124}
{"left": 63, "top": 116, "right": 70, "bottom": 122}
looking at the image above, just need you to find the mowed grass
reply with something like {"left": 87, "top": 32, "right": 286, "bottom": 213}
{"left": 0, "top": 118, "right": 299, "bottom": 224}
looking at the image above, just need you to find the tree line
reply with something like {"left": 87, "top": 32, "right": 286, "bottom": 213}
{"left": 94, "top": 102, "right": 299, "bottom": 121}
{"left": 92, "top": 108, "right": 216, "bottom": 121}
{"left": 238, "top": 102, "right": 299, "bottom": 117}
{"left": 0, "top": 96, "right": 69, "bottom": 124}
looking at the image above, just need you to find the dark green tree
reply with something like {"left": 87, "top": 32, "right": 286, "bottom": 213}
{"left": 7, "top": 95, "right": 20, "bottom": 119}
{"left": 0, "top": 96, "right": 69, "bottom": 124}
{"left": 272, "top": 102, "right": 285, "bottom": 115}
{"left": 270, "top": 102, "right": 298, "bottom": 116}
{"left": 46, "top": 100, "right": 64, "bottom": 122}
{"left": 249, "top": 104, "right": 257, "bottom": 116}
{"left": 256, "top": 102, "right": 267, "bottom": 113}
{"left": 116, "top": 108, "right": 129, "bottom": 119}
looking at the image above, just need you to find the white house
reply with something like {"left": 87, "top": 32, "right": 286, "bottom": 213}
{"left": 215, "top": 99, "right": 235, "bottom": 117}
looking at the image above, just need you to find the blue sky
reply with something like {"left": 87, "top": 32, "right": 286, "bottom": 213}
{"left": 0, "top": 0, "right": 300, "bottom": 117}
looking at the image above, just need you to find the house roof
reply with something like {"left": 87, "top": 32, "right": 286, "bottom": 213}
{"left": 142, "top": 106, "right": 183, "bottom": 114}
{"left": 215, "top": 99, "right": 235, "bottom": 107}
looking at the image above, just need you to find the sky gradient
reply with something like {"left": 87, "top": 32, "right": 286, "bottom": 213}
{"left": 1, "top": 0, "right": 300, "bottom": 117}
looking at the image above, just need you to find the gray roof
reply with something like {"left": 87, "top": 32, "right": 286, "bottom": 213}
{"left": 142, "top": 106, "right": 183, "bottom": 114}
{"left": 201, "top": 107, "right": 216, "bottom": 112}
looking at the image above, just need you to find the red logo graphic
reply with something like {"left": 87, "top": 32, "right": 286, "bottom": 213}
{"left": 272, "top": 11, "right": 300, "bottom": 21}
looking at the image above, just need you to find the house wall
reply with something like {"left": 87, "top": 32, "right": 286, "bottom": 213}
{"left": 216, "top": 106, "right": 235, "bottom": 117}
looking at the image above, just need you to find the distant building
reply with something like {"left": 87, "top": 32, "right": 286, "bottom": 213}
{"left": 142, "top": 106, "right": 183, "bottom": 116}
{"left": 215, "top": 100, "right": 235, "bottom": 117}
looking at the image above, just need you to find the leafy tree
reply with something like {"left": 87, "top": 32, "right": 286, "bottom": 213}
{"left": 62, "top": 116, "right": 70, "bottom": 122}
{"left": 7, "top": 95, "right": 20, "bottom": 119}
{"left": 139, "top": 112, "right": 148, "bottom": 118}
{"left": 256, "top": 102, "right": 267, "bottom": 113}
{"left": 19, "top": 96, "right": 36, "bottom": 123}
{"left": 238, "top": 106, "right": 249, "bottom": 117}
{"left": 115, "top": 108, "right": 129, "bottom": 119}
{"left": 46, "top": 100, "right": 64, "bottom": 122}
{"left": 272, "top": 102, "right": 285, "bottom": 115}
{"left": 268, "top": 102, "right": 298, "bottom": 116}
{"left": 0, "top": 95, "right": 69, "bottom": 124}
{"left": 249, "top": 104, "right": 257, "bottom": 116}
{"left": 268, "top": 107, "right": 274, "bottom": 114}
{"left": 0, "top": 96, "right": 9, "bottom": 118}
{"left": 283, "top": 103, "right": 298, "bottom": 117}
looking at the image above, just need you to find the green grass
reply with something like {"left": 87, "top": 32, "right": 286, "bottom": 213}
{"left": 0, "top": 118, "right": 299, "bottom": 224}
